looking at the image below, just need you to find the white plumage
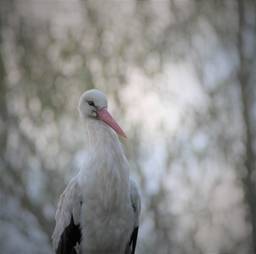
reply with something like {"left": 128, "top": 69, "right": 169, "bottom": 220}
{"left": 52, "top": 89, "right": 141, "bottom": 254}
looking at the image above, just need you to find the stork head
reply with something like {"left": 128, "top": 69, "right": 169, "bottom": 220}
{"left": 78, "top": 89, "right": 127, "bottom": 138}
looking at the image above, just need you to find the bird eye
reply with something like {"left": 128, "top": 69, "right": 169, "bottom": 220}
{"left": 87, "top": 100, "right": 95, "bottom": 107}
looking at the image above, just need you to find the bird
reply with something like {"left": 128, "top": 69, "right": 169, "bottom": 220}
{"left": 52, "top": 89, "right": 141, "bottom": 254}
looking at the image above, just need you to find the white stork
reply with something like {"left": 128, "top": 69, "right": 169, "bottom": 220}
{"left": 52, "top": 89, "right": 141, "bottom": 254}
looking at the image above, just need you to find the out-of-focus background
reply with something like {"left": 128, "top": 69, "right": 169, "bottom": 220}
{"left": 0, "top": 0, "right": 256, "bottom": 253}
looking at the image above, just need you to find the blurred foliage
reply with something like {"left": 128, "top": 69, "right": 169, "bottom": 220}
{"left": 0, "top": 0, "right": 256, "bottom": 254}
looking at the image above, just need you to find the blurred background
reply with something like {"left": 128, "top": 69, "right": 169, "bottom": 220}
{"left": 0, "top": 0, "right": 256, "bottom": 253}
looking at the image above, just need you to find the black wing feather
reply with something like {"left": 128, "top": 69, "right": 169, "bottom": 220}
{"left": 56, "top": 215, "right": 81, "bottom": 254}
{"left": 129, "top": 226, "right": 139, "bottom": 254}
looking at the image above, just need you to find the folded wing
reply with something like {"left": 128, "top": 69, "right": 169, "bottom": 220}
{"left": 127, "top": 179, "right": 141, "bottom": 254}
{"left": 52, "top": 177, "right": 82, "bottom": 254}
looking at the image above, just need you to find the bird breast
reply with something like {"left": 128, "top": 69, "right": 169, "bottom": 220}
{"left": 78, "top": 154, "right": 133, "bottom": 253}
{"left": 78, "top": 119, "right": 133, "bottom": 252}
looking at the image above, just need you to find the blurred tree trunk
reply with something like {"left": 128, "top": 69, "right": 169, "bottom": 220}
{"left": 237, "top": 0, "right": 256, "bottom": 253}
{"left": 0, "top": 0, "right": 9, "bottom": 151}
{"left": 0, "top": 0, "right": 53, "bottom": 241}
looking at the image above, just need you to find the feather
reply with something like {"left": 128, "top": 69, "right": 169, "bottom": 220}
{"left": 56, "top": 215, "right": 81, "bottom": 254}
{"left": 52, "top": 177, "right": 82, "bottom": 251}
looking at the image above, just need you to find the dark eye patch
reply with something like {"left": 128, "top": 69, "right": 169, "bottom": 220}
{"left": 87, "top": 100, "right": 95, "bottom": 107}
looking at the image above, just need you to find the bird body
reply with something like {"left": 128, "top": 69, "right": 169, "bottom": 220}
{"left": 52, "top": 90, "right": 140, "bottom": 254}
{"left": 79, "top": 119, "right": 134, "bottom": 254}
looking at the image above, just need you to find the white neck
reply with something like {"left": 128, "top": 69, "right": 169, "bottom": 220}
{"left": 79, "top": 118, "right": 130, "bottom": 210}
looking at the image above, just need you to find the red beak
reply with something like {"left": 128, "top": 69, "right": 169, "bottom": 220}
{"left": 97, "top": 107, "right": 127, "bottom": 138}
